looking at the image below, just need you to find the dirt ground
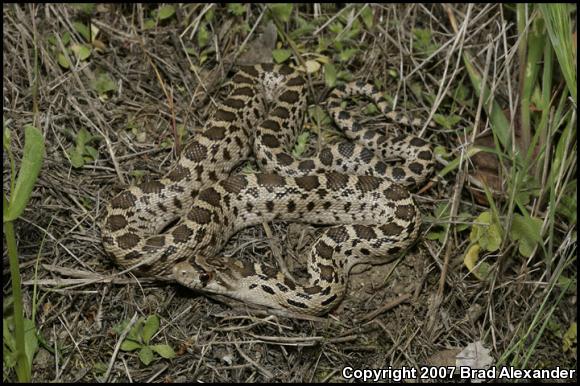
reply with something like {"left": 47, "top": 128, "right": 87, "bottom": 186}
{"left": 3, "top": 4, "right": 576, "bottom": 383}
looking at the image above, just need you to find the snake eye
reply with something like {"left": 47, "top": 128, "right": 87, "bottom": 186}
{"left": 199, "top": 271, "right": 211, "bottom": 286}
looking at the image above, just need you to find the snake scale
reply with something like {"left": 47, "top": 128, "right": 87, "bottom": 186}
{"left": 101, "top": 64, "right": 434, "bottom": 315}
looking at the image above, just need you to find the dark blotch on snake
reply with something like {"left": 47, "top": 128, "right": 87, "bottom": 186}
{"left": 295, "top": 175, "right": 320, "bottom": 191}
{"left": 261, "top": 285, "right": 275, "bottom": 295}
{"left": 198, "top": 187, "right": 222, "bottom": 207}
{"left": 110, "top": 191, "right": 137, "bottom": 209}
{"left": 256, "top": 173, "right": 286, "bottom": 187}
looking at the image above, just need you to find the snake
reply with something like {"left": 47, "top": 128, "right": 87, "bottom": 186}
{"left": 101, "top": 64, "right": 434, "bottom": 315}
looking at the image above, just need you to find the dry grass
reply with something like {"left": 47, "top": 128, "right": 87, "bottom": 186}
{"left": 3, "top": 3, "right": 576, "bottom": 382}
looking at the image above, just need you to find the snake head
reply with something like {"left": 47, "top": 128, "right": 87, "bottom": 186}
{"left": 173, "top": 261, "right": 211, "bottom": 289}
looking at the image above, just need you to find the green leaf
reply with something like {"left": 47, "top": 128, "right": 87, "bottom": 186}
{"left": 72, "top": 3, "right": 95, "bottom": 15}
{"left": 22, "top": 319, "right": 38, "bottom": 370}
{"left": 197, "top": 22, "right": 209, "bottom": 47}
{"left": 292, "top": 132, "right": 310, "bottom": 157}
{"left": 469, "top": 211, "right": 502, "bottom": 252}
{"left": 120, "top": 339, "right": 142, "bottom": 352}
{"left": 204, "top": 8, "right": 214, "bottom": 22}
{"left": 71, "top": 44, "right": 92, "bottom": 61}
{"left": 308, "top": 105, "right": 331, "bottom": 128}
{"left": 3, "top": 319, "right": 16, "bottom": 351}
{"left": 463, "top": 244, "right": 492, "bottom": 280}
{"left": 91, "top": 73, "right": 117, "bottom": 96}
{"left": 57, "top": 53, "right": 71, "bottom": 69}
{"left": 433, "top": 114, "right": 462, "bottom": 130}
{"left": 143, "top": 19, "right": 156, "bottom": 30}
{"left": 338, "top": 48, "right": 358, "bottom": 62}
{"left": 150, "top": 344, "right": 176, "bottom": 359}
{"left": 329, "top": 21, "right": 343, "bottom": 35}
{"left": 425, "top": 230, "right": 445, "bottom": 242}
{"left": 3, "top": 123, "right": 11, "bottom": 152}
{"left": 562, "top": 322, "right": 576, "bottom": 352}
{"left": 128, "top": 317, "right": 144, "bottom": 342}
{"left": 67, "top": 148, "right": 85, "bottom": 168}
{"left": 360, "top": 5, "right": 374, "bottom": 28}
{"left": 324, "top": 63, "right": 337, "bottom": 88}
{"left": 272, "top": 49, "right": 292, "bottom": 64}
{"left": 157, "top": 5, "right": 175, "bottom": 21}
{"left": 73, "top": 21, "right": 91, "bottom": 42}
{"left": 138, "top": 346, "right": 154, "bottom": 366}
{"left": 364, "top": 104, "right": 378, "bottom": 115}
{"left": 4, "top": 125, "right": 45, "bottom": 222}
{"left": 142, "top": 315, "right": 159, "bottom": 345}
{"left": 227, "top": 3, "right": 246, "bottom": 16}
{"left": 268, "top": 3, "right": 293, "bottom": 23}
{"left": 509, "top": 213, "right": 543, "bottom": 257}
{"left": 61, "top": 31, "right": 71, "bottom": 46}
{"left": 84, "top": 145, "right": 98, "bottom": 160}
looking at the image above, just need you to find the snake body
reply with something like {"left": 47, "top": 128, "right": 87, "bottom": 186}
{"left": 101, "top": 64, "right": 434, "bottom": 315}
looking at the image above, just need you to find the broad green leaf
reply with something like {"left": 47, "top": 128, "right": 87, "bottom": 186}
{"left": 469, "top": 211, "right": 502, "bottom": 252}
{"left": 85, "top": 145, "right": 98, "bottom": 160}
{"left": 434, "top": 145, "right": 451, "bottom": 157}
{"left": 73, "top": 21, "right": 91, "bottom": 42}
{"left": 91, "top": 73, "right": 117, "bottom": 96}
{"left": 120, "top": 339, "right": 142, "bottom": 352}
{"left": 227, "top": 3, "right": 246, "bottom": 16}
{"left": 112, "top": 319, "right": 130, "bottom": 335}
{"left": 308, "top": 105, "right": 331, "bottom": 128}
{"left": 360, "top": 5, "right": 374, "bottom": 28}
{"left": 157, "top": 5, "right": 175, "bottom": 21}
{"left": 71, "top": 44, "right": 91, "bottom": 61}
{"left": 292, "top": 132, "right": 310, "bottom": 157}
{"left": 57, "top": 53, "right": 71, "bottom": 69}
{"left": 425, "top": 230, "right": 445, "bottom": 242}
{"left": 4, "top": 125, "right": 45, "bottom": 222}
{"left": 197, "top": 23, "right": 209, "bottom": 47}
{"left": 138, "top": 346, "right": 154, "bottom": 366}
{"left": 268, "top": 3, "right": 293, "bottom": 22}
{"left": 204, "top": 8, "right": 214, "bottom": 22}
{"left": 364, "top": 104, "right": 378, "bottom": 115}
{"left": 67, "top": 148, "right": 85, "bottom": 168}
{"left": 289, "top": 17, "right": 315, "bottom": 39}
{"left": 324, "top": 63, "right": 337, "bottom": 87}
{"left": 143, "top": 19, "right": 156, "bottom": 30}
{"left": 128, "top": 317, "right": 144, "bottom": 342}
{"left": 509, "top": 213, "right": 542, "bottom": 257}
{"left": 562, "top": 322, "right": 577, "bottom": 352}
{"left": 463, "top": 244, "right": 491, "bottom": 280}
{"left": 150, "top": 344, "right": 176, "bottom": 359}
{"left": 142, "top": 315, "right": 159, "bottom": 345}
{"left": 76, "top": 127, "right": 91, "bottom": 147}
{"left": 61, "top": 31, "right": 71, "bottom": 46}
{"left": 433, "top": 114, "right": 462, "bottom": 130}
{"left": 72, "top": 3, "right": 95, "bottom": 14}
{"left": 272, "top": 49, "right": 292, "bottom": 64}
{"left": 22, "top": 319, "right": 38, "bottom": 370}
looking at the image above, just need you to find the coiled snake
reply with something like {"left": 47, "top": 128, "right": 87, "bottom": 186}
{"left": 101, "top": 64, "right": 434, "bottom": 315}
